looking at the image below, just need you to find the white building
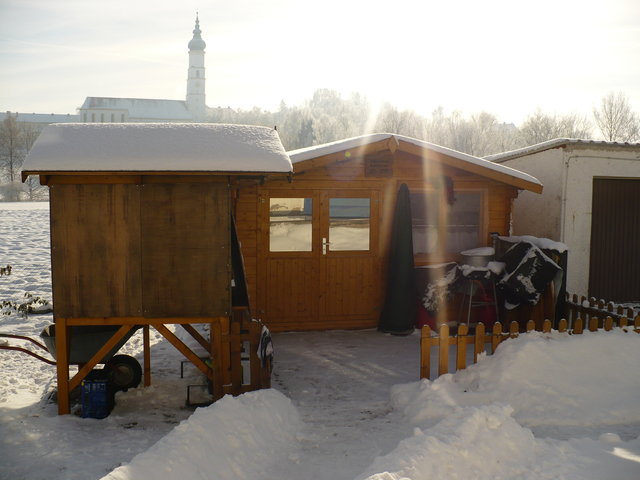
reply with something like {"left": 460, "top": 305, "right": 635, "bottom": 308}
{"left": 78, "top": 15, "right": 208, "bottom": 123}
{"left": 487, "top": 139, "right": 640, "bottom": 303}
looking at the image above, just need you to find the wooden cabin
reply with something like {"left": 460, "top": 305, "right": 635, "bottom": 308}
{"left": 233, "top": 134, "right": 543, "bottom": 332}
{"left": 22, "top": 123, "right": 292, "bottom": 414}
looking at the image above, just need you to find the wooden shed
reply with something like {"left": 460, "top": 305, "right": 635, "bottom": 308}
{"left": 22, "top": 123, "right": 292, "bottom": 414}
{"left": 233, "top": 134, "right": 543, "bottom": 332}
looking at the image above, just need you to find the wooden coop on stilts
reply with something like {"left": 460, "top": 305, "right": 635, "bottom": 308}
{"left": 22, "top": 123, "right": 291, "bottom": 414}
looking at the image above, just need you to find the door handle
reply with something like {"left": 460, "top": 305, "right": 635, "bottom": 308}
{"left": 322, "top": 237, "right": 330, "bottom": 255}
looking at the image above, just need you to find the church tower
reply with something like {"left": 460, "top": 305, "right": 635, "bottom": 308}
{"left": 186, "top": 14, "right": 206, "bottom": 121}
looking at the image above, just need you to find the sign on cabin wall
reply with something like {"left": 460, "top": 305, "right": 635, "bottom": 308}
{"left": 364, "top": 156, "right": 393, "bottom": 177}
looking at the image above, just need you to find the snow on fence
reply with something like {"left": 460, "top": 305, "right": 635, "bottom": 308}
{"left": 419, "top": 315, "right": 640, "bottom": 380}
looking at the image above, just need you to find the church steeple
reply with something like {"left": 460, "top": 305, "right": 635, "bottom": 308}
{"left": 186, "top": 14, "right": 206, "bottom": 121}
{"left": 188, "top": 14, "right": 206, "bottom": 52}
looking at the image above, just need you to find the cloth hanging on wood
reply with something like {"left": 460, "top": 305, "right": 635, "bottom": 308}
{"left": 378, "top": 183, "right": 417, "bottom": 335}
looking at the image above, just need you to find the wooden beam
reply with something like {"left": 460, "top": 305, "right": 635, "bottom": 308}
{"left": 180, "top": 324, "right": 211, "bottom": 351}
{"left": 143, "top": 325, "right": 151, "bottom": 387}
{"left": 154, "top": 324, "right": 211, "bottom": 379}
{"left": 68, "top": 325, "right": 133, "bottom": 392}
{"left": 55, "top": 317, "right": 70, "bottom": 415}
{"left": 210, "top": 320, "right": 224, "bottom": 400}
{"left": 65, "top": 316, "right": 228, "bottom": 326}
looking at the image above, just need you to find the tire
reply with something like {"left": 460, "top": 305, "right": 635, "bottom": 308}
{"left": 104, "top": 355, "right": 142, "bottom": 392}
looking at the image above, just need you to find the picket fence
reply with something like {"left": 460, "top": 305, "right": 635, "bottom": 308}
{"left": 419, "top": 313, "right": 640, "bottom": 380}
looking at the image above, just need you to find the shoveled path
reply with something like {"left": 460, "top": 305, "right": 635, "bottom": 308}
{"left": 265, "top": 329, "right": 420, "bottom": 480}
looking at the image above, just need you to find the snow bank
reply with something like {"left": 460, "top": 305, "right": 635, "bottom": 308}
{"left": 357, "top": 330, "right": 640, "bottom": 480}
{"left": 101, "top": 389, "right": 302, "bottom": 480}
{"left": 357, "top": 404, "right": 574, "bottom": 480}
{"left": 391, "top": 330, "right": 640, "bottom": 429}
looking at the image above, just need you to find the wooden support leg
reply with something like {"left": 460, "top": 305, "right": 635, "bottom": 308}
{"left": 55, "top": 317, "right": 70, "bottom": 415}
{"left": 210, "top": 321, "right": 224, "bottom": 400}
{"left": 143, "top": 325, "right": 151, "bottom": 387}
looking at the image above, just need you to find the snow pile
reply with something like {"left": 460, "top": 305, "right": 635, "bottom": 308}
{"left": 356, "top": 405, "right": 571, "bottom": 480}
{"left": 391, "top": 330, "right": 640, "bottom": 431}
{"left": 356, "top": 330, "right": 640, "bottom": 480}
{"left": 102, "top": 389, "right": 302, "bottom": 480}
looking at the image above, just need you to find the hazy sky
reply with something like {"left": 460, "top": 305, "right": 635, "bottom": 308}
{"left": 1, "top": 0, "right": 639, "bottom": 125}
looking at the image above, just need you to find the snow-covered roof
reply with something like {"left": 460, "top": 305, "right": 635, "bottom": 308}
{"left": 79, "top": 97, "right": 193, "bottom": 121}
{"left": 288, "top": 134, "right": 543, "bottom": 191}
{"left": 486, "top": 138, "right": 640, "bottom": 163}
{"left": 22, "top": 123, "right": 292, "bottom": 175}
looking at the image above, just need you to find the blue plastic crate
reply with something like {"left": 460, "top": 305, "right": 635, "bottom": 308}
{"left": 81, "top": 372, "right": 113, "bottom": 419}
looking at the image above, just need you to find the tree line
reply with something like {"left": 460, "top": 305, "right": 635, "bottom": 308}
{"left": 1, "top": 90, "right": 638, "bottom": 201}
{"left": 209, "top": 89, "right": 640, "bottom": 153}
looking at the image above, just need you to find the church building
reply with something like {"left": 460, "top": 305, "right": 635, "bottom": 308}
{"left": 77, "top": 15, "right": 208, "bottom": 123}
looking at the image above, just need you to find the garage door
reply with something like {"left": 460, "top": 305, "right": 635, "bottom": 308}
{"left": 589, "top": 178, "right": 640, "bottom": 302}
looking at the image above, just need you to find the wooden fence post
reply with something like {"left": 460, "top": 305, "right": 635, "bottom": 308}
{"left": 589, "top": 317, "right": 599, "bottom": 332}
{"left": 526, "top": 320, "right": 535, "bottom": 332}
{"left": 542, "top": 319, "right": 552, "bottom": 333}
{"left": 574, "top": 317, "right": 584, "bottom": 334}
{"left": 420, "top": 326, "right": 431, "bottom": 380}
{"left": 439, "top": 324, "right": 449, "bottom": 376}
{"left": 604, "top": 316, "right": 613, "bottom": 331}
{"left": 558, "top": 318, "right": 567, "bottom": 333}
{"left": 509, "top": 321, "right": 519, "bottom": 338}
{"left": 474, "top": 322, "right": 485, "bottom": 362}
{"left": 456, "top": 324, "right": 468, "bottom": 372}
{"left": 492, "top": 322, "right": 502, "bottom": 352}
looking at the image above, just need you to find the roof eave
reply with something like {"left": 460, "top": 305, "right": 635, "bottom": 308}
{"left": 398, "top": 139, "right": 543, "bottom": 193}
{"left": 22, "top": 169, "right": 293, "bottom": 182}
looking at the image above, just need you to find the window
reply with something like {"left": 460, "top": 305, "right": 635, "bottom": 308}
{"left": 91, "top": 113, "right": 95, "bottom": 122}
{"left": 100, "top": 113, "right": 104, "bottom": 123}
{"left": 328, "top": 198, "right": 370, "bottom": 251}
{"left": 111, "top": 113, "right": 115, "bottom": 122}
{"left": 410, "top": 191, "right": 482, "bottom": 255}
{"left": 269, "top": 198, "right": 312, "bottom": 252}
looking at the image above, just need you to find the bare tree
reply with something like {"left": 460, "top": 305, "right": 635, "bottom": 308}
{"left": 374, "top": 103, "right": 424, "bottom": 138}
{"left": 519, "top": 109, "right": 592, "bottom": 145}
{"left": 593, "top": 91, "right": 640, "bottom": 142}
{"left": 0, "top": 114, "right": 46, "bottom": 201}
{"left": 0, "top": 115, "right": 23, "bottom": 184}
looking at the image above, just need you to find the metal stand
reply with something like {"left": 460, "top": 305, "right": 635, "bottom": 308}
{"left": 458, "top": 276, "right": 499, "bottom": 326}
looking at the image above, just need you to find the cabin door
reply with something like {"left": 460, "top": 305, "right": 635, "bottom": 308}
{"left": 258, "top": 189, "right": 380, "bottom": 330}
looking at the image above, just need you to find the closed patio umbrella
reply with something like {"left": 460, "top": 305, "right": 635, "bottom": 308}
{"left": 378, "top": 183, "right": 416, "bottom": 335}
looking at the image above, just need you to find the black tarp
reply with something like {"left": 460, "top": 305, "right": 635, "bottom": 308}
{"left": 378, "top": 183, "right": 417, "bottom": 335}
{"left": 496, "top": 241, "right": 562, "bottom": 309}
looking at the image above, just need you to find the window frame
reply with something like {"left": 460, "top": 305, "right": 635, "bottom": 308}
{"left": 404, "top": 182, "right": 488, "bottom": 265}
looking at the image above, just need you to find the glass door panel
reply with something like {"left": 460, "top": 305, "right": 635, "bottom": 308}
{"left": 328, "top": 198, "right": 370, "bottom": 252}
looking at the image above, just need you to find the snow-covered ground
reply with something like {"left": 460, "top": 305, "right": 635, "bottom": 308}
{"left": 1, "top": 202, "right": 639, "bottom": 480}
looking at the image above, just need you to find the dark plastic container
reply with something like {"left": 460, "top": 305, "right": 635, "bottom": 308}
{"left": 81, "top": 370, "right": 114, "bottom": 419}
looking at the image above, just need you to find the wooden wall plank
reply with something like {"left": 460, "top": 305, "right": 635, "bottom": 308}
{"left": 141, "top": 183, "right": 231, "bottom": 317}
{"left": 50, "top": 184, "right": 142, "bottom": 317}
